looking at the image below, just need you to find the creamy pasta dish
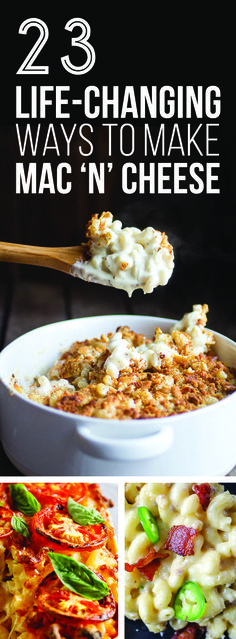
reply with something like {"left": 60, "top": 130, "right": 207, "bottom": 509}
{"left": 125, "top": 482, "right": 236, "bottom": 639}
{"left": 0, "top": 482, "right": 118, "bottom": 639}
{"left": 16, "top": 304, "right": 236, "bottom": 419}
{"left": 72, "top": 211, "right": 174, "bottom": 296}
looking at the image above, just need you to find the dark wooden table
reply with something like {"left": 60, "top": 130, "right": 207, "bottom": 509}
{"left": 0, "top": 264, "right": 235, "bottom": 476}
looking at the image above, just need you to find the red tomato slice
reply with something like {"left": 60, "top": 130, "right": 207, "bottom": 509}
{"left": 36, "top": 571, "right": 116, "bottom": 622}
{"left": 0, "top": 506, "right": 13, "bottom": 538}
{"left": 31, "top": 505, "right": 108, "bottom": 551}
{"left": 24, "top": 483, "right": 86, "bottom": 507}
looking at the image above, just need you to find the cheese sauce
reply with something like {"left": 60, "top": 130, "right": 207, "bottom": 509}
{"left": 72, "top": 212, "right": 174, "bottom": 296}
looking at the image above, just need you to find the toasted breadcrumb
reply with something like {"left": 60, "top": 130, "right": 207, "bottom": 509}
{"left": 22, "top": 305, "right": 236, "bottom": 420}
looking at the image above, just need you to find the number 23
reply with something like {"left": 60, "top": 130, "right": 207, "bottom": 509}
{"left": 17, "top": 17, "right": 96, "bottom": 75}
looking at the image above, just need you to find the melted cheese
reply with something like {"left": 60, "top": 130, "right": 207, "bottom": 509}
{"left": 0, "top": 483, "right": 118, "bottom": 639}
{"left": 34, "top": 376, "right": 75, "bottom": 397}
{"left": 72, "top": 212, "right": 174, "bottom": 296}
{"left": 104, "top": 331, "right": 177, "bottom": 379}
{"left": 171, "top": 304, "right": 214, "bottom": 354}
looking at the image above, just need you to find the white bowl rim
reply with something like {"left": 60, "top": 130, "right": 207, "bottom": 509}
{"left": 0, "top": 314, "right": 236, "bottom": 427}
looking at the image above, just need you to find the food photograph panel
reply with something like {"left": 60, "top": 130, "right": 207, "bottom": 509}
{"left": 0, "top": 8, "right": 235, "bottom": 639}
{"left": 0, "top": 8, "right": 235, "bottom": 477}
{"left": 125, "top": 480, "right": 236, "bottom": 639}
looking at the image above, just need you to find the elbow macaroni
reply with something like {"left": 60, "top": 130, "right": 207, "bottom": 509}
{"left": 125, "top": 482, "right": 236, "bottom": 638}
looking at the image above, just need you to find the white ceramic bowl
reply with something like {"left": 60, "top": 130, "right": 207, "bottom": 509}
{"left": 0, "top": 315, "right": 235, "bottom": 476}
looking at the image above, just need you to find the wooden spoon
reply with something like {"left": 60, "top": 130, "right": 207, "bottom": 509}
{"left": 0, "top": 242, "right": 87, "bottom": 275}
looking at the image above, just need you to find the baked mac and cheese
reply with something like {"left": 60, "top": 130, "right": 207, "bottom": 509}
{"left": 0, "top": 482, "right": 118, "bottom": 639}
{"left": 125, "top": 482, "right": 236, "bottom": 639}
{"left": 17, "top": 304, "right": 236, "bottom": 420}
{"left": 72, "top": 212, "right": 174, "bottom": 296}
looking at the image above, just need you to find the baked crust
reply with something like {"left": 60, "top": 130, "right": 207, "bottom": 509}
{"left": 24, "top": 305, "right": 236, "bottom": 420}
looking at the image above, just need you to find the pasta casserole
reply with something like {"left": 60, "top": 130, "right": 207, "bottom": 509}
{"left": 0, "top": 482, "right": 118, "bottom": 639}
{"left": 125, "top": 482, "right": 236, "bottom": 638}
{"left": 17, "top": 304, "right": 236, "bottom": 419}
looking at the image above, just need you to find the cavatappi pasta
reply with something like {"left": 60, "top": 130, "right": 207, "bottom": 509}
{"left": 0, "top": 482, "right": 118, "bottom": 639}
{"left": 125, "top": 482, "right": 236, "bottom": 639}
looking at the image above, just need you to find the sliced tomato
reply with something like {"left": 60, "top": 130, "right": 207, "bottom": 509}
{"left": 31, "top": 505, "right": 108, "bottom": 551}
{"left": 36, "top": 572, "right": 116, "bottom": 622}
{"left": 24, "top": 483, "right": 86, "bottom": 507}
{"left": 0, "top": 506, "right": 13, "bottom": 538}
{"left": 0, "top": 484, "right": 11, "bottom": 507}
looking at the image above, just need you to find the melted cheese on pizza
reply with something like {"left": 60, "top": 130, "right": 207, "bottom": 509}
{"left": 0, "top": 482, "right": 118, "bottom": 639}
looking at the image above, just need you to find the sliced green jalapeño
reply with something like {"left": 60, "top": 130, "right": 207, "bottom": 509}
{"left": 173, "top": 580, "right": 205, "bottom": 621}
{"left": 137, "top": 506, "right": 160, "bottom": 543}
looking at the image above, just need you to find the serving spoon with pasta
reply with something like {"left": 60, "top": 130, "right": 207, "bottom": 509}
{"left": 0, "top": 241, "right": 87, "bottom": 276}
{"left": 0, "top": 212, "right": 174, "bottom": 296}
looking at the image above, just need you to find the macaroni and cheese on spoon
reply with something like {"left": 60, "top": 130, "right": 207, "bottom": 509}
{"left": 0, "top": 212, "right": 174, "bottom": 296}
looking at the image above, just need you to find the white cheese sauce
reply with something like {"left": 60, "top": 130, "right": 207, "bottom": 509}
{"left": 72, "top": 212, "right": 174, "bottom": 296}
{"left": 35, "top": 375, "right": 75, "bottom": 397}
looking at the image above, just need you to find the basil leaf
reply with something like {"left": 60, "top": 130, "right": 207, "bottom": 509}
{"left": 48, "top": 551, "right": 109, "bottom": 600}
{"left": 11, "top": 514, "right": 31, "bottom": 540}
{"left": 9, "top": 484, "right": 41, "bottom": 516}
{"left": 67, "top": 497, "right": 104, "bottom": 526}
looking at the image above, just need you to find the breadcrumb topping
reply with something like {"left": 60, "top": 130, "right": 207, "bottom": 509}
{"left": 22, "top": 305, "right": 236, "bottom": 420}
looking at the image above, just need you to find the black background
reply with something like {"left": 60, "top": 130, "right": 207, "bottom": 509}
{"left": 0, "top": 7, "right": 235, "bottom": 339}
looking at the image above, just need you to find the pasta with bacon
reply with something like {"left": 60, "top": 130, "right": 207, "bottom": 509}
{"left": 125, "top": 482, "right": 236, "bottom": 638}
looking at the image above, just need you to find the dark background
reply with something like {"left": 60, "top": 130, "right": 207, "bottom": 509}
{"left": 0, "top": 8, "right": 235, "bottom": 342}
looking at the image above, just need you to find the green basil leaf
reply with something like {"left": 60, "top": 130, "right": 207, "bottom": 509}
{"left": 11, "top": 514, "right": 31, "bottom": 540}
{"left": 48, "top": 551, "right": 109, "bottom": 600}
{"left": 67, "top": 497, "right": 104, "bottom": 526}
{"left": 9, "top": 483, "right": 41, "bottom": 516}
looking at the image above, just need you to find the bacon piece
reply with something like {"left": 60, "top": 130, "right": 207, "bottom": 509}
{"left": 192, "top": 483, "right": 212, "bottom": 511}
{"left": 173, "top": 622, "right": 205, "bottom": 638}
{"left": 125, "top": 546, "right": 169, "bottom": 580}
{"left": 138, "top": 558, "right": 164, "bottom": 581}
{"left": 163, "top": 525, "right": 197, "bottom": 556}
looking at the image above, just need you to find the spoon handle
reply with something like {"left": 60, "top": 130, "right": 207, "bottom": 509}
{"left": 0, "top": 242, "right": 86, "bottom": 274}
